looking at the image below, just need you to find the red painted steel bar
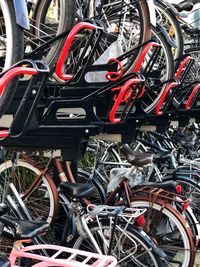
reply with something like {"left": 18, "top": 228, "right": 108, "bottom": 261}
{"left": 56, "top": 22, "right": 97, "bottom": 81}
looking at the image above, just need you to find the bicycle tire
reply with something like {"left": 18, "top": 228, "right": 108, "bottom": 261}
{"left": 0, "top": 159, "right": 58, "bottom": 224}
{"left": 0, "top": 0, "right": 24, "bottom": 118}
{"left": 32, "top": 0, "right": 75, "bottom": 68}
{"left": 32, "top": 0, "right": 151, "bottom": 80}
{"left": 141, "top": 23, "right": 175, "bottom": 113}
{"left": 131, "top": 197, "right": 195, "bottom": 267}
{"left": 155, "top": 0, "right": 184, "bottom": 59}
{"left": 73, "top": 221, "right": 165, "bottom": 266}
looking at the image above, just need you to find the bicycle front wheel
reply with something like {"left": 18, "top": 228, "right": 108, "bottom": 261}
{"left": 32, "top": 0, "right": 151, "bottom": 75}
{"left": 32, "top": 0, "right": 75, "bottom": 67}
{"left": 0, "top": 159, "right": 58, "bottom": 224}
{"left": 141, "top": 24, "right": 175, "bottom": 113}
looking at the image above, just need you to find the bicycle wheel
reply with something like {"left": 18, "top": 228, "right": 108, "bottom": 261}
{"left": 0, "top": 0, "right": 24, "bottom": 117}
{"left": 73, "top": 221, "right": 164, "bottom": 266}
{"left": 31, "top": 0, "right": 75, "bottom": 67}
{"left": 79, "top": 140, "right": 123, "bottom": 186}
{"left": 97, "top": 0, "right": 152, "bottom": 72}
{"left": 141, "top": 24, "right": 175, "bottom": 113}
{"left": 131, "top": 197, "right": 195, "bottom": 267}
{"left": 0, "top": 159, "right": 58, "bottom": 224}
{"left": 184, "top": 46, "right": 200, "bottom": 81}
{"left": 155, "top": 0, "right": 184, "bottom": 59}
{"left": 31, "top": 0, "right": 151, "bottom": 76}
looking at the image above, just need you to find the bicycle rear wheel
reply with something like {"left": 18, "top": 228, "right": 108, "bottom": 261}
{"left": 155, "top": 0, "right": 184, "bottom": 59}
{"left": 131, "top": 197, "right": 195, "bottom": 267}
{"left": 163, "top": 171, "right": 200, "bottom": 222}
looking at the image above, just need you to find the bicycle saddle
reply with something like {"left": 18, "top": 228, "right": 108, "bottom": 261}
{"left": 60, "top": 182, "right": 94, "bottom": 198}
{"left": 0, "top": 255, "right": 10, "bottom": 267}
{"left": 121, "top": 144, "right": 154, "bottom": 166}
{"left": 134, "top": 181, "right": 177, "bottom": 193}
{"left": 173, "top": 2, "right": 193, "bottom": 12}
{"left": 0, "top": 215, "right": 49, "bottom": 240}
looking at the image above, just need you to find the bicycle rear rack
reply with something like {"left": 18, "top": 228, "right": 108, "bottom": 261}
{"left": 10, "top": 244, "right": 117, "bottom": 267}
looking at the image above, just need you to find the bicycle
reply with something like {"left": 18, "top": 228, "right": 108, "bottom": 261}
{"left": 0, "top": 178, "right": 165, "bottom": 266}
{"left": 0, "top": 216, "right": 117, "bottom": 267}
{"left": 1, "top": 146, "right": 195, "bottom": 266}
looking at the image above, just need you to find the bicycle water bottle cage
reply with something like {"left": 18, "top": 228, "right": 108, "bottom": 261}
{"left": 56, "top": 22, "right": 99, "bottom": 81}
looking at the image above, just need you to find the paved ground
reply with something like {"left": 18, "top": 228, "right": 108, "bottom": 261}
{"left": 195, "top": 251, "right": 200, "bottom": 266}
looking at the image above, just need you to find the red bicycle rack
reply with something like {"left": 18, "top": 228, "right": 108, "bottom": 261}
{"left": 155, "top": 82, "right": 178, "bottom": 115}
{"left": 0, "top": 21, "right": 193, "bottom": 157}
{"left": 109, "top": 77, "right": 142, "bottom": 123}
{"left": 56, "top": 22, "right": 97, "bottom": 81}
{"left": 185, "top": 83, "right": 200, "bottom": 110}
{"left": 0, "top": 67, "right": 38, "bottom": 96}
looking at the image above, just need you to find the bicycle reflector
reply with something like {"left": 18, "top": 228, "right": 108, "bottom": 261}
{"left": 183, "top": 201, "right": 189, "bottom": 211}
{"left": 176, "top": 185, "right": 182, "bottom": 194}
{"left": 136, "top": 214, "right": 145, "bottom": 227}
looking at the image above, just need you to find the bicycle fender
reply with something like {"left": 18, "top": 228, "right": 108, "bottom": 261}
{"left": 136, "top": 227, "right": 167, "bottom": 260}
{"left": 147, "top": 0, "right": 156, "bottom": 27}
{"left": 156, "top": 0, "right": 179, "bottom": 15}
{"left": 156, "top": 23, "right": 177, "bottom": 48}
{"left": 12, "top": 0, "right": 30, "bottom": 30}
{"left": 155, "top": 0, "right": 188, "bottom": 17}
